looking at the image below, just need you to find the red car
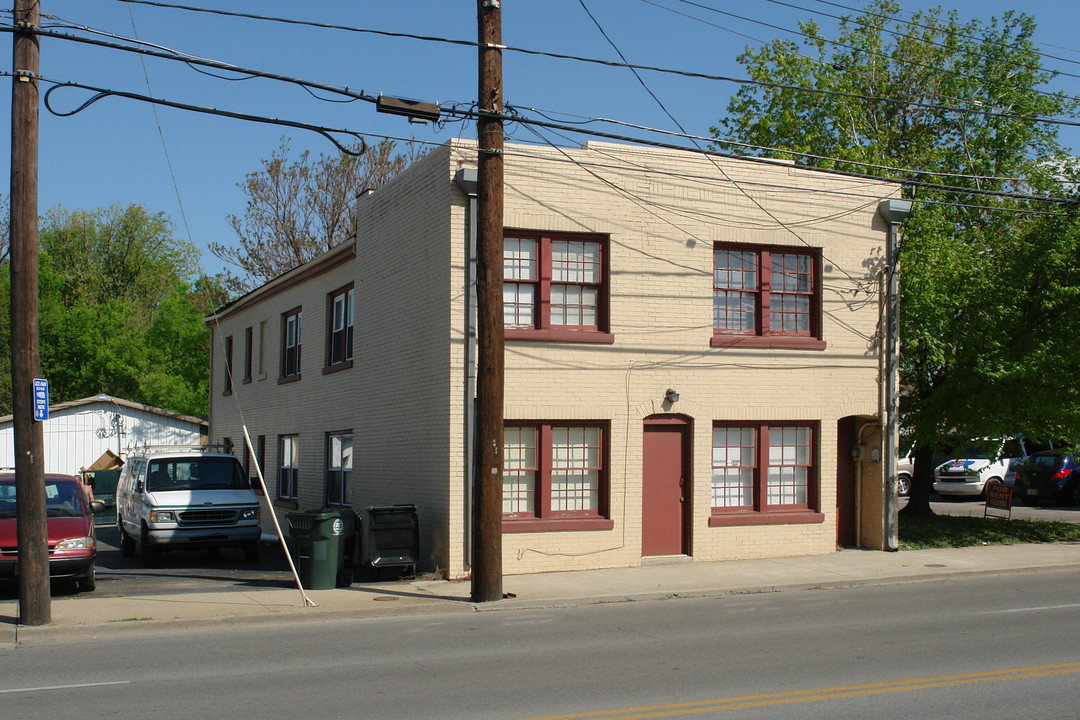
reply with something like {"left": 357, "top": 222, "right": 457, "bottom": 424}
{"left": 0, "top": 473, "right": 102, "bottom": 592}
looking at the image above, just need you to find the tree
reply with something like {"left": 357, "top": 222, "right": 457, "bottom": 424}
{"left": 0, "top": 203, "right": 215, "bottom": 418}
{"left": 210, "top": 137, "right": 421, "bottom": 295}
{"left": 713, "top": 1, "right": 1080, "bottom": 514}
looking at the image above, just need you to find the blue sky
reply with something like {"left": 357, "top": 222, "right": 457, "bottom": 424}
{"left": 2, "top": 0, "right": 1079, "bottom": 277}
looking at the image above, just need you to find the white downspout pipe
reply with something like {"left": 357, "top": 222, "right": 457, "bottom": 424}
{"left": 454, "top": 168, "right": 479, "bottom": 569}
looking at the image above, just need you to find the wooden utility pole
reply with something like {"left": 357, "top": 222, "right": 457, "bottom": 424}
{"left": 472, "top": 0, "right": 504, "bottom": 603}
{"left": 10, "top": 0, "right": 49, "bottom": 625}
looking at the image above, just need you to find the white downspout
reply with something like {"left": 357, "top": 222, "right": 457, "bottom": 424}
{"left": 454, "top": 169, "right": 479, "bottom": 569}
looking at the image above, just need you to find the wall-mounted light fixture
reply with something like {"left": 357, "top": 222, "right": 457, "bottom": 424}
{"left": 665, "top": 388, "right": 680, "bottom": 403}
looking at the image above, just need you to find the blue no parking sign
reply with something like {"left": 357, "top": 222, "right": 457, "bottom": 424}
{"left": 33, "top": 378, "right": 48, "bottom": 421}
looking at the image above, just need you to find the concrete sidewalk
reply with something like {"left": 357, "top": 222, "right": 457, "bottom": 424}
{"left": 4, "top": 542, "right": 1080, "bottom": 644}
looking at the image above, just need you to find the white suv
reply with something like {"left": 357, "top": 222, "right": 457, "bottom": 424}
{"left": 933, "top": 437, "right": 1027, "bottom": 500}
{"left": 115, "top": 445, "right": 261, "bottom": 567}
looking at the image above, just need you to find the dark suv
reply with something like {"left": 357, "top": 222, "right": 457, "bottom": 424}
{"left": 1013, "top": 451, "right": 1079, "bottom": 505}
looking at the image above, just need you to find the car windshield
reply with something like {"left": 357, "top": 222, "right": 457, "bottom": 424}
{"left": 0, "top": 480, "right": 84, "bottom": 518}
{"left": 145, "top": 457, "right": 247, "bottom": 492}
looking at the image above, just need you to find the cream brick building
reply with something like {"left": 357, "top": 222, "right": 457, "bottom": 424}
{"left": 206, "top": 139, "right": 899, "bottom": 579}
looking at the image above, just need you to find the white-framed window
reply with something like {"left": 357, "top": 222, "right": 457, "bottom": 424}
{"left": 326, "top": 432, "right": 352, "bottom": 506}
{"left": 278, "top": 435, "right": 299, "bottom": 500}
{"left": 328, "top": 287, "right": 354, "bottom": 367}
{"left": 282, "top": 308, "right": 302, "bottom": 379}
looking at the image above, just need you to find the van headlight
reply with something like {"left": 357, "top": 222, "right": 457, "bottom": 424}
{"left": 55, "top": 537, "right": 95, "bottom": 551}
{"left": 149, "top": 510, "right": 176, "bottom": 523}
{"left": 241, "top": 507, "right": 260, "bottom": 520}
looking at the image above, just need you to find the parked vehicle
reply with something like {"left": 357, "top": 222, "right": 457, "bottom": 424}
{"left": 1013, "top": 450, "right": 1079, "bottom": 505}
{"left": 897, "top": 446, "right": 914, "bottom": 497}
{"left": 0, "top": 473, "right": 104, "bottom": 592}
{"left": 933, "top": 437, "right": 1027, "bottom": 500}
{"left": 115, "top": 445, "right": 261, "bottom": 567}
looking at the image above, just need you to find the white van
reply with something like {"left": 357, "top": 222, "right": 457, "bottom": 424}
{"left": 933, "top": 437, "right": 1027, "bottom": 500}
{"left": 115, "top": 445, "right": 261, "bottom": 567}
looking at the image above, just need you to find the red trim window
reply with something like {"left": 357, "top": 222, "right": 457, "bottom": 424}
{"left": 712, "top": 244, "right": 824, "bottom": 350}
{"left": 503, "top": 422, "right": 613, "bottom": 532}
{"left": 281, "top": 307, "right": 302, "bottom": 381}
{"left": 710, "top": 422, "right": 823, "bottom": 526}
{"left": 503, "top": 231, "right": 613, "bottom": 343}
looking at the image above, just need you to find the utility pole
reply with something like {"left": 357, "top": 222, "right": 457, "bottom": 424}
{"left": 10, "top": 0, "right": 50, "bottom": 624}
{"left": 472, "top": 0, "right": 504, "bottom": 603}
{"left": 878, "top": 199, "right": 911, "bottom": 553}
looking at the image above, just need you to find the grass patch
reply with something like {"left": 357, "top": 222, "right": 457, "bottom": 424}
{"left": 900, "top": 513, "right": 1080, "bottom": 549}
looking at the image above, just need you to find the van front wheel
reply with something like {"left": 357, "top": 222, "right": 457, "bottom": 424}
{"left": 141, "top": 526, "right": 161, "bottom": 568}
{"left": 118, "top": 519, "right": 137, "bottom": 557}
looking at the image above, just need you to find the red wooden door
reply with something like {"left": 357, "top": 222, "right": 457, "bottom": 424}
{"left": 642, "top": 419, "right": 689, "bottom": 556}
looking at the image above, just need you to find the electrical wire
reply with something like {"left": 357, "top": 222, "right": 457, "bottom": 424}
{"left": 126, "top": 7, "right": 196, "bottom": 250}
{"left": 652, "top": 0, "right": 1080, "bottom": 106}
{"left": 17, "top": 17, "right": 1071, "bottom": 193}
{"left": 796, "top": 0, "right": 1080, "bottom": 70}
{"left": 76, "top": 6, "right": 1080, "bottom": 129}
{"left": 28, "top": 74, "right": 369, "bottom": 156}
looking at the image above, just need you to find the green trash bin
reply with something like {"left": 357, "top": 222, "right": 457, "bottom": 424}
{"left": 287, "top": 509, "right": 354, "bottom": 590}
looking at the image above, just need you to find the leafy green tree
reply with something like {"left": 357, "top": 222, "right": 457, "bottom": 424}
{"left": 713, "top": 1, "right": 1080, "bottom": 514}
{"left": 1, "top": 203, "right": 214, "bottom": 418}
{"left": 210, "top": 137, "right": 420, "bottom": 295}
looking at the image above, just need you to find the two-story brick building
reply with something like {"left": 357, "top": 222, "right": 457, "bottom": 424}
{"left": 205, "top": 138, "right": 899, "bottom": 579}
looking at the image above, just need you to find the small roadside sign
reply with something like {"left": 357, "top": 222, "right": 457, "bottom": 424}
{"left": 33, "top": 378, "right": 48, "bottom": 421}
{"left": 984, "top": 483, "right": 1013, "bottom": 519}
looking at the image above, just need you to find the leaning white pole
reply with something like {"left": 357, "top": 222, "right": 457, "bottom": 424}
{"left": 243, "top": 425, "right": 316, "bottom": 607}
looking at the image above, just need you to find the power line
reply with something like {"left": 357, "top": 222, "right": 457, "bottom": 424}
{"left": 18, "top": 17, "right": 1064, "bottom": 188}
{"left": 26, "top": 73, "right": 370, "bottom": 156}
{"left": 795, "top": 0, "right": 1080, "bottom": 70}
{"left": 653, "top": 0, "right": 1080, "bottom": 106}
{"left": 69, "top": 6, "right": 1080, "bottom": 128}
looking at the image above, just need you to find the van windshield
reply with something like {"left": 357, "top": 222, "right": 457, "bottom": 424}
{"left": 146, "top": 457, "right": 247, "bottom": 492}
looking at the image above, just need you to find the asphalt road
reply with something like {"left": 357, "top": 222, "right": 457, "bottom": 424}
{"left": 2, "top": 569, "right": 1079, "bottom": 720}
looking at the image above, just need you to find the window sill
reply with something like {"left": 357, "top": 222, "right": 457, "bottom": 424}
{"left": 323, "top": 360, "right": 353, "bottom": 375}
{"left": 222, "top": 389, "right": 233, "bottom": 397}
{"left": 505, "top": 329, "right": 615, "bottom": 344}
{"left": 274, "top": 498, "right": 299, "bottom": 511}
{"left": 708, "top": 510, "right": 824, "bottom": 527}
{"left": 277, "top": 374, "right": 302, "bottom": 385}
{"left": 711, "top": 335, "right": 826, "bottom": 350}
{"left": 503, "top": 516, "right": 615, "bottom": 533}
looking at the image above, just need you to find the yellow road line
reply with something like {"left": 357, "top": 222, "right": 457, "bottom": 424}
{"left": 516, "top": 661, "right": 1080, "bottom": 720}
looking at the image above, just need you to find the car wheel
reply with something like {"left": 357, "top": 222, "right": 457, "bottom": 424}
{"left": 80, "top": 562, "right": 97, "bottom": 593}
{"left": 243, "top": 541, "right": 260, "bottom": 563}
{"left": 118, "top": 520, "right": 137, "bottom": 557}
{"left": 141, "top": 526, "right": 161, "bottom": 568}
{"left": 898, "top": 474, "right": 912, "bottom": 497}
{"left": 982, "top": 479, "right": 1003, "bottom": 500}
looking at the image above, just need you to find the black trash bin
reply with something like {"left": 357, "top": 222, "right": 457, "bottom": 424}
{"left": 287, "top": 509, "right": 356, "bottom": 589}
{"left": 361, "top": 505, "right": 419, "bottom": 579}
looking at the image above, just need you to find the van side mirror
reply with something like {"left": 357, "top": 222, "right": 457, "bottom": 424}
{"left": 91, "top": 500, "right": 106, "bottom": 515}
